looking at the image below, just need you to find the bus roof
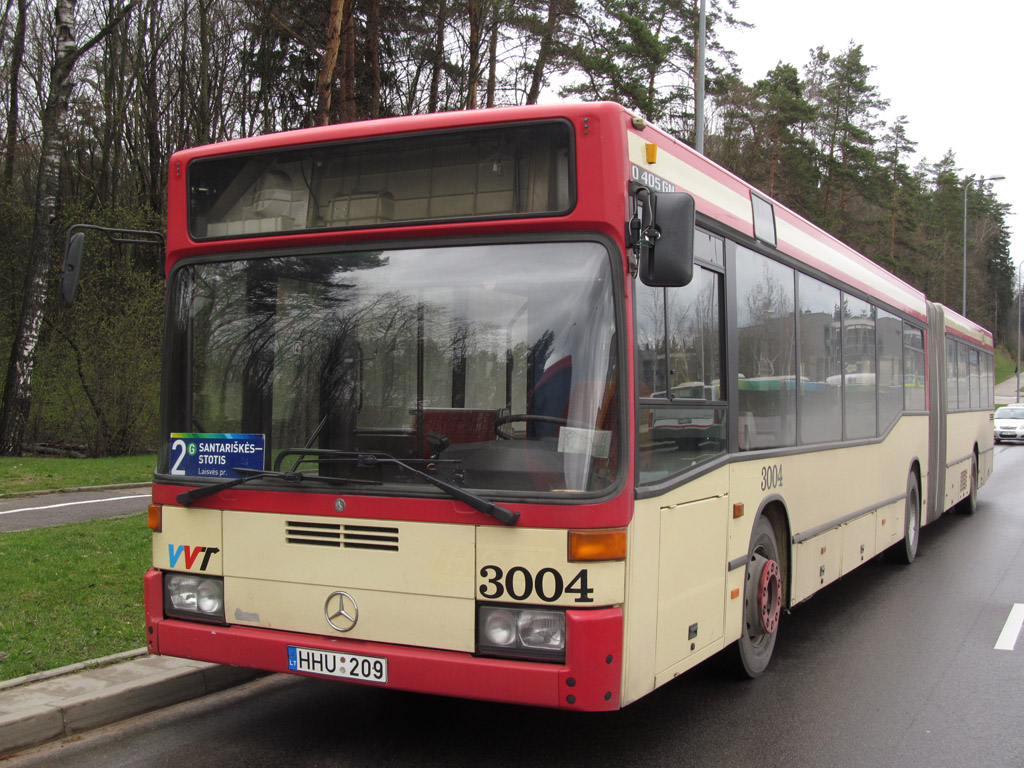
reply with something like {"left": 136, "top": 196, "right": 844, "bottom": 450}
{"left": 167, "top": 101, "right": 993, "bottom": 346}
{"left": 624, "top": 113, "right": 932, "bottom": 323}
{"left": 938, "top": 303, "right": 994, "bottom": 349}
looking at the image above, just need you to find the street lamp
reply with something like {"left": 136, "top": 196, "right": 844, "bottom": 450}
{"left": 1018, "top": 267, "right": 1022, "bottom": 403}
{"left": 963, "top": 174, "right": 1005, "bottom": 315}
{"left": 694, "top": 0, "right": 707, "bottom": 154}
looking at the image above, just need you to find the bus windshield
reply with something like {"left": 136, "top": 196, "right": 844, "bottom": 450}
{"left": 165, "top": 241, "right": 621, "bottom": 496}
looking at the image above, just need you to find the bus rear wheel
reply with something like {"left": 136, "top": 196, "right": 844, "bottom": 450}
{"left": 734, "top": 515, "right": 782, "bottom": 678}
{"left": 956, "top": 454, "right": 978, "bottom": 515}
{"left": 886, "top": 471, "right": 920, "bottom": 564}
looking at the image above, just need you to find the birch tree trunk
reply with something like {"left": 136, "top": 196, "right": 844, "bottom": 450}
{"left": 0, "top": 0, "right": 136, "bottom": 455}
{"left": 2, "top": 0, "right": 28, "bottom": 188}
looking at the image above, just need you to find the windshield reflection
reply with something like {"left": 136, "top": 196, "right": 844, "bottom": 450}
{"left": 167, "top": 242, "right": 620, "bottom": 495}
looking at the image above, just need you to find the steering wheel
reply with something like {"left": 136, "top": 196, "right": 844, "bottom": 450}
{"left": 494, "top": 413, "right": 569, "bottom": 440}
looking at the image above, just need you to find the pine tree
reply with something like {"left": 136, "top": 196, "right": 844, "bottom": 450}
{"left": 804, "top": 44, "right": 888, "bottom": 241}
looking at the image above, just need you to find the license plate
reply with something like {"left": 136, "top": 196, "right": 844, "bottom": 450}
{"left": 287, "top": 646, "right": 388, "bottom": 683}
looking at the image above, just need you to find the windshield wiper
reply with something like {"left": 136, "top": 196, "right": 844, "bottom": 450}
{"left": 176, "top": 467, "right": 378, "bottom": 507}
{"left": 273, "top": 448, "right": 519, "bottom": 526}
{"left": 356, "top": 453, "right": 519, "bottom": 526}
{"left": 176, "top": 469, "right": 303, "bottom": 506}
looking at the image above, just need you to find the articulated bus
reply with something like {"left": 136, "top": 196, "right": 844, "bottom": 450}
{"left": 145, "top": 102, "right": 993, "bottom": 710}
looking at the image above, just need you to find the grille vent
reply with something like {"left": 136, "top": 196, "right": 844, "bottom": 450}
{"left": 341, "top": 524, "right": 400, "bottom": 551}
{"left": 285, "top": 520, "right": 399, "bottom": 551}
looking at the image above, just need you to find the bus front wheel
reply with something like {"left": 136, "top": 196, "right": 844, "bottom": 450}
{"left": 734, "top": 515, "right": 782, "bottom": 678}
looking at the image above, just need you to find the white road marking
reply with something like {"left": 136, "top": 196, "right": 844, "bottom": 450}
{"left": 995, "top": 603, "right": 1024, "bottom": 651}
{"left": 0, "top": 494, "right": 150, "bottom": 516}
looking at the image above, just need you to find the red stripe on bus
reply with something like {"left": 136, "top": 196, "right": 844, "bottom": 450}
{"left": 145, "top": 569, "right": 623, "bottom": 711}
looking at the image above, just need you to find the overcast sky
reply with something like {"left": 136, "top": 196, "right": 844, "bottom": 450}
{"left": 716, "top": 0, "right": 1023, "bottom": 272}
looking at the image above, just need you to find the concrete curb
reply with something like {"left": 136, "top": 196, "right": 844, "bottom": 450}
{"left": 0, "top": 648, "right": 149, "bottom": 693}
{"left": 0, "top": 652, "right": 261, "bottom": 757}
{"left": 1, "top": 482, "right": 152, "bottom": 500}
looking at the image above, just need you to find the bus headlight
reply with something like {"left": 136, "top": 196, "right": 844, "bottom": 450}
{"left": 164, "top": 574, "right": 225, "bottom": 623}
{"left": 477, "top": 605, "right": 565, "bottom": 662}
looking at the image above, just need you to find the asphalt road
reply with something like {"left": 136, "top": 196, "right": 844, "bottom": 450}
{"left": 7, "top": 445, "right": 1024, "bottom": 767}
{"left": 0, "top": 487, "right": 151, "bottom": 532}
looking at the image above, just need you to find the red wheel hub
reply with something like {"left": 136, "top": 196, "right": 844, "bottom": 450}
{"left": 758, "top": 559, "right": 781, "bottom": 634}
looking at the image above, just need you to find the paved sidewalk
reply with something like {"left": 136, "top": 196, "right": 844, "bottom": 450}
{"left": 0, "top": 650, "right": 260, "bottom": 757}
{"left": 995, "top": 375, "right": 1022, "bottom": 405}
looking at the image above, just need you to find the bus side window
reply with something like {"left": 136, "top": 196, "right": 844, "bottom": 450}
{"left": 903, "top": 327, "right": 926, "bottom": 411}
{"left": 842, "top": 295, "right": 876, "bottom": 440}
{"left": 735, "top": 247, "right": 796, "bottom": 450}
{"left": 877, "top": 308, "right": 904, "bottom": 432}
{"left": 636, "top": 266, "right": 725, "bottom": 484}
{"left": 798, "top": 273, "right": 841, "bottom": 444}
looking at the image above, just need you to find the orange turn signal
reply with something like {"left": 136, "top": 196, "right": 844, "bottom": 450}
{"left": 569, "top": 529, "right": 626, "bottom": 562}
{"left": 645, "top": 143, "right": 658, "bottom": 163}
{"left": 147, "top": 503, "right": 163, "bottom": 532}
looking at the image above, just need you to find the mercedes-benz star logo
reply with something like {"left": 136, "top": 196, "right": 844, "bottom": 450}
{"left": 324, "top": 590, "right": 359, "bottom": 632}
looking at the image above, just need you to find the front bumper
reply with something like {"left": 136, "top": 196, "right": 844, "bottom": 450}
{"left": 144, "top": 569, "right": 623, "bottom": 711}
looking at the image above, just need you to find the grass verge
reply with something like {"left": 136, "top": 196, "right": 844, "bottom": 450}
{"left": 0, "top": 513, "right": 149, "bottom": 681}
{"left": 995, "top": 346, "right": 1016, "bottom": 386}
{"left": 0, "top": 454, "right": 155, "bottom": 497}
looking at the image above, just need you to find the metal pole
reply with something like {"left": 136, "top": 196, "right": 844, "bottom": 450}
{"left": 1017, "top": 270, "right": 1021, "bottom": 403}
{"left": 962, "top": 181, "right": 970, "bottom": 316}
{"left": 695, "top": 0, "right": 707, "bottom": 155}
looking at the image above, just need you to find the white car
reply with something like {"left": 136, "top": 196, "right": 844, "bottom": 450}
{"left": 993, "top": 405, "right": 1024, "bottom": 443}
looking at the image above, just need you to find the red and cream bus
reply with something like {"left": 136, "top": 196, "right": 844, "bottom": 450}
{"left": 144, "top": 102, "right": 993, "bottom": 710}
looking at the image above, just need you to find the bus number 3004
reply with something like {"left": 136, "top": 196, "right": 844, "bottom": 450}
{"left": 479, "top": 565, "right": 594, "bottom": 603}
{"left": 761, "top": 463, "right": 783, "bottom": 491}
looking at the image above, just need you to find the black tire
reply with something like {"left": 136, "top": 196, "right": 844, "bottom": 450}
{"left": 956, "top": 454, "right": 978, "bottom": 515}
{"left": 887, "top": 471, "right": 920, "bottom": 564}
{"left": 733, "top": 515, "right": 783, "bottom": 678}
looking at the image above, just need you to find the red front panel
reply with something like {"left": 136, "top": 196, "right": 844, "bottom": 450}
{"left": 145, "top": 570, "right": 623, "bottom": 711}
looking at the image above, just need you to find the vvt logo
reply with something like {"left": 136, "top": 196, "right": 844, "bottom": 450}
{"left": 168, "top": 544, "right": 221, "bottom": 571}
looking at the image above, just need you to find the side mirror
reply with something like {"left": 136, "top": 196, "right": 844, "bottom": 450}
{"left": 639, "top": 191, "right": 696, "bottom": 287}
{"left": 58, "top": 225, "right": 165, "bottom": 308}
{"left": 60, "top": 231, "right": 85, "bottom": 308}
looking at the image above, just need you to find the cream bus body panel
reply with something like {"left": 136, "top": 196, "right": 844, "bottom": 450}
{"left": 228, "top": 579, "right": 474, "bottom": 650}
{"left": 621, "top": 466, "right": 734, "bottom": 705}
{"left": 621, "top": 416, "right": 929, "bottom": 704}
{"left": 944, "top": 411, "right": 992, "bottom": 511}
{"left": 152, "top": 505, "right": 224, "bottom": 575}
{"left": 735, "top": 417, "right": 926, "bottom": 605}
{"left": 155, "top": 509, "right": 477, "bottom": 651}
{"left": 222, "top": 511, "right": 475, "bottom": 597}
{"left": 476, "top": 526, "right": 625, "bottom": 607}
{"left": 155, "top": 508, "right": 627, "bottom": 657}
